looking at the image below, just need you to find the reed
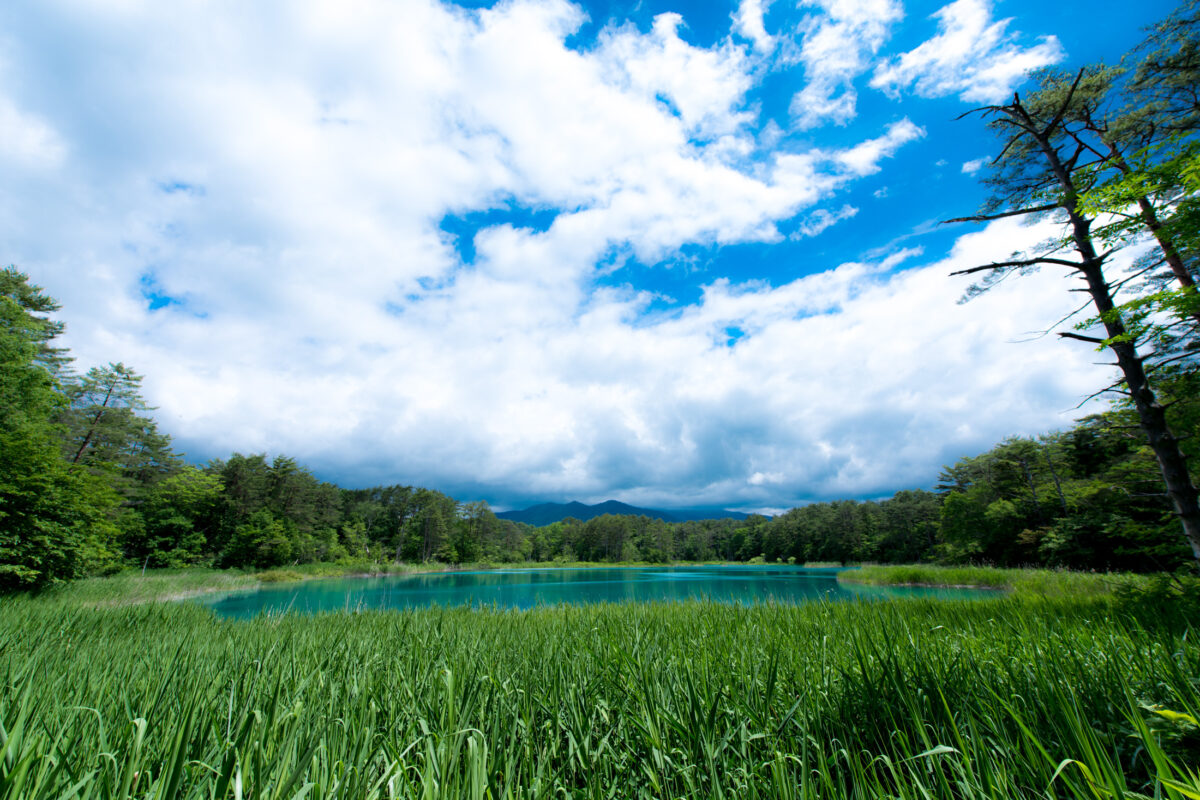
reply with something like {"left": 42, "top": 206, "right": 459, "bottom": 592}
{"left": 0, "top": 590, "right": 1196, "bottom": 798}
{"left": 840, "top": 564, "right": 1147, "bottom": 598}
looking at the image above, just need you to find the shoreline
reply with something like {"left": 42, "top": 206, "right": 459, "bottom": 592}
{"left": 43, "top": 562, "right": 1135, "bottom": 608}
{"left": 62, "top": 561, "right": 859, "bottom": 607}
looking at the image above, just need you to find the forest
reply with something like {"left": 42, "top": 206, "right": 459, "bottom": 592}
{"left": 2, "top": 266, "right": 1196, "bottom": 591}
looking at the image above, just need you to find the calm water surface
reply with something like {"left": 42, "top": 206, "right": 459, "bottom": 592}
{"left": 201, "top": 566, "right": 996, "bottom": 618}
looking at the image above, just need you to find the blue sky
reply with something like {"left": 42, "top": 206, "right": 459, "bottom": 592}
{"left": 0, "top": 0, "right": 1180, "bottom": 512}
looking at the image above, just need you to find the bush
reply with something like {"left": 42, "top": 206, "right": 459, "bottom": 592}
{"left": 1115, "top": 568, "right": 1200, "bottom": 631}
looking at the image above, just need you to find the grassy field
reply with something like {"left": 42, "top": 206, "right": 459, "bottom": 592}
{"left": 2, "top": 566, "right": 1199, "bottom": 799}
{"left": 838, "top": 564, "right": 1147, "bottom": 598}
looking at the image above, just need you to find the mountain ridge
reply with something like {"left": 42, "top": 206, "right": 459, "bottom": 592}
{"left": 496, "top": 500, "right": 751, "bottom": 527}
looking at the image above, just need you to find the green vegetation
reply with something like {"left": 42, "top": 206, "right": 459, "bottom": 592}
{"left": 51, "top": 568, "right": 260, "bottom": 606}
{"left": 1, "top": 591, "right": 1196, "bottom": 799}
{"left": 842, "top": 564, "right": 1144, "bottom": 598}
{"left": 0, "top": 268, "right": 122, "bottom": 591}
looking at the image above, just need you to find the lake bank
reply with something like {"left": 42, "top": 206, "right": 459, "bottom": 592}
{"left": 840, "top": 564, "right": 1146, "bottom": 598}
{"left": 198, "top": 565, "right": 993, "bottom": 617}
{"left": 26, "top": 561, "right": 1144, "bottom": 608}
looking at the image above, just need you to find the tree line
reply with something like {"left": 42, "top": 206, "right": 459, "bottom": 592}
{"left": 1, "top": 261, "right": 1194, "bottom": 591}
{"left": 525, "top": 404, "right": 1195, "bottom": 572}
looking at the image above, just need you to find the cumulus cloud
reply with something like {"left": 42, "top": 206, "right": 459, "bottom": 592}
{"left": 834, "top": 118, "right": 926, "bottom": 175}
{"left": 107, "top": 215, "right": 1110, "bottom": 512}
{"left": 961, "top": 157, "right": 988, "bottom": 174}
{"left": 597, "top": 13, "right": 755, "bottom": 139}
{"left": 733, "top": 0, "right": 775, "bottom": 53}
{"left": 870, "top": 0, "right": 1063, "bottom": 102}
{"left": 788, "top": 0, "right": 903, "bottom": 128}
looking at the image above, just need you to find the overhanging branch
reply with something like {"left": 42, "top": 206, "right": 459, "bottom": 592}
{"left": 1146, "top": 351, "right": 1200, "bottom": 373}
{"left": 951, "top": 256, "right": 1084, "bottom": 276}
{"left": 1013, "top": 298, "right": 1095, "bottom": 341}
{"left": 1042, "top": 69, "right": 1086, "bottom": 138}
{"left": 1057, "top": 331, "right": 1107, "bottom": 345}
{"left": 1074, "top": 376, "right": 1131, "bottom": 408}
{"left": 942, "top": 204, "right": 1060, "bottom": 224}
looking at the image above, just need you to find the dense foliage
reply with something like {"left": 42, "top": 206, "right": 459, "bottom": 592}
{"left": 0, "top": 269, "right": 120, "bottom": 591}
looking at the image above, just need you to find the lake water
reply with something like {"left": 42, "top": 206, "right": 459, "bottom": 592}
{"left": 201, "top": 565, "right": 996, "bottom": 618}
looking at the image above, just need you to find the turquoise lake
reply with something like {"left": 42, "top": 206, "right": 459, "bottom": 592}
{"left": 201, "top": 566, "right": 996, "bottom": 618}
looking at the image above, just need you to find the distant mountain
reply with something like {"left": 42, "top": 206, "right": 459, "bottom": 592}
{"left": 496, "top": 500, "right": 750, "bottom": 526}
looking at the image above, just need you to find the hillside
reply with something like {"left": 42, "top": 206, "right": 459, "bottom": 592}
{"left": 496, "top": 500, "right": 750, "bottom": 527}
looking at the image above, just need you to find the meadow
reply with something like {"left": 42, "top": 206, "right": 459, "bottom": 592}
{"left": 839, "top": 564, "right": 1148, "bottom": 598}
{"left": 1, "top": 569, "right": 1198, "bottom": 799}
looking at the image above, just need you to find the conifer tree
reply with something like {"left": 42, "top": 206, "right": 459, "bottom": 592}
{"left": 0, "top": 268, "right": 119, "bottom": 589}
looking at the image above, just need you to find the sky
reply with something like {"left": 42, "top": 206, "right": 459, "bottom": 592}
{"left": 0, "top": 0, "right": 1182, "bottom": 513}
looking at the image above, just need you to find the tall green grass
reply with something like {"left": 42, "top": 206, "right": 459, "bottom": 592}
{"left": 39, "top": 568, "right": 260, "bottom": 607}
{"left": 840, "top": 564, "right": 1147, "bottom": 598}
{"left": 1, "top": 592, "right": 1197, "bottom": 798}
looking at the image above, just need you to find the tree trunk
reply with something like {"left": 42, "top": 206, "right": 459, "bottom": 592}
{"left": 1042, "top": 449, "right": 1069, "bottom": 515}
{"left": 1134, "top": 196, "right": 1197, "bottom": 289}
{"left": 1018, "top": 456, "right": 1044, "bottom": 522}
{"left": 71, "top": 384, "right": 115, "bottom": 464}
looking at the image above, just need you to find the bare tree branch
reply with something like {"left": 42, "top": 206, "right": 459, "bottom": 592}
{"left": 1012, "top": 298, "right": 1097, "bottom": 341}
{"left": 1065, "top": 126, "right": 1112, "bottom": 164}
{"left": 942, "top": 203, "right": 1061, "bottom": 224}
{"left": 1073, "top": 376, "right": 1131, "bottom": 408}
{"left": 1057, "top": 331, "right": 1107, "bottom": 344}
{"left": 954, "top": 104, "right": 1004, "bottom": 121}
{"left": 1146, "top": 351, "right": 1200, "bottom": 373}
{"left": 950, "top": 256, "right": 1083, "bottom": 276}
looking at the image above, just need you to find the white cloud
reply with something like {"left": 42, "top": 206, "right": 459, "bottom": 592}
{"left": 733, "top": 0, "right": 775, "bottom": 53}
{"left": 834, "top": 118, "right": 926, "bottom": 175}
{"left": 597, "top": 13, "right": 755, "bottom": 139}
{"left": 788, "top": 0, "right": 903, "bottom": 128}
{"left": 793, "top": 204, "right": 858, "bottom": 238}
{"left": 962, "top": 157, "right": 988, "bottom": 174}
{"left": 126, "top": 214, "right": 1109, "bottom": 511}
{"left": 0, "top": 97, "right": 66, "bottom": 168}
{"left": 870, "top": 0, "right": 1063, "bottom": 103}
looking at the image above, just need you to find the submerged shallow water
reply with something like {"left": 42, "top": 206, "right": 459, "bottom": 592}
{"left": 200, "top": 565, "right": 996, "bottom": 618}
